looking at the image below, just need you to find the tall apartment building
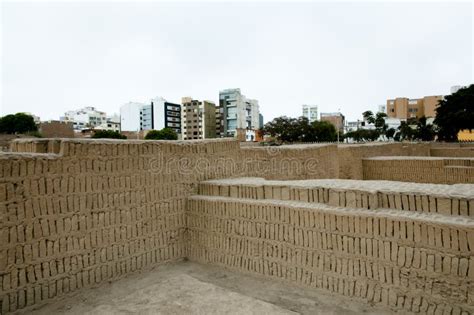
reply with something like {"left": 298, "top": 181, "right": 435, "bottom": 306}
{"left": 386, "top": 95, "right": 443, "bottom": 119}
{"left": 217, "top": 88, "right": 260, "bottom": 138}
{"left": 302, "top": 105, "right": 318, "bottom": 122}
{"left": 120, "top": 97, "right": 181, "bottom": 135}
{"left": 61, "top": 106, "right": 107, "bottom": 131}
{"left": 320, "top": 112, "right": 345, "bottom": 131}
{"left": 181, "top": 97, "right": 216, "bottom": 140}
{"left": 215, "top": 107, "right": 223, "bottom": 138}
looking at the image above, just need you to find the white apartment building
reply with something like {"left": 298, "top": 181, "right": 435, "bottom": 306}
{"left": 93, "top": 113, "right": 120, "bottom": 132}
{"left": 120, "top": 97, "right": 181, "bottom": 135}
{"left": 218, "top": 88, "right": 260, "bottom": 139}
{"left": 61, "top": 106, "right": 107, "bottom": 131}
{"left": 384, "top": 117, "right": 403, "bottom": 130}
{"left": 120, "top": 102, "right": 144, "bottom": 132}
{"left": 377, "top": 104, "right": 386, "bottom": 114}
{"left": 345, "top": 121, "right": 360, "bottom": 133}
{"left": 302, "top": 105, "right": 318, "bottom": 122}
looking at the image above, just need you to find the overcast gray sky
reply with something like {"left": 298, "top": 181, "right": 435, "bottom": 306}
{"left": 1, "top": 1, "right": 473, "bottom": 122}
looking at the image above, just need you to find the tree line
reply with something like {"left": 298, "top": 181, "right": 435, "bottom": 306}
{"left": 1, "top": 84, "right": 472, "bottom": 142}
{"left": 0, "top": 113, "right": 38, "bottom": 134}
{"left": 0, "top": 112, "right": 179, "bottom": 140}
{"left": 263, "top": 117, "right": 338, "bottom": 143}
{"left": 263, "top": 84, "right": 473, "bottom": 143}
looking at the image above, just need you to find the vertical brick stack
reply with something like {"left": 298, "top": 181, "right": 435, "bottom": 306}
{"left": 241, "top": 144, "right": 339, "bottom": 180}
{"left": 430, "top": 148, "right": 474, "bottom": 158}
{"left": 0, "top": 139, "right": 242, "bottom": 313}
{"left": 337, "top": 143, "right": 431, "bottom": 180}
{"left": 430, "top": 143, "right": 474, "bottom": 158}
{"left": 1, "top": 139, "right": 473, "bottom": 313}
{"left": 363, "top": 157, "right": 474, "bottom": 184}
{"left": 198, "top": 178, "right": 474, "bottom": 217}
{"left": 189, "top": 178, "right": 474, "bottom": 313}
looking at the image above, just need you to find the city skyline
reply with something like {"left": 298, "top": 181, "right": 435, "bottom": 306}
{"left": 2, "top": 2, "right": 473, "bottom": 122}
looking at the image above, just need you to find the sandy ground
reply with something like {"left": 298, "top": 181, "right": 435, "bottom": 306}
{"left": 31, "top": 261, "right": 393, "bottom": 315}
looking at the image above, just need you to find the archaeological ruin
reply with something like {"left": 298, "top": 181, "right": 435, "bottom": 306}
{"left": 0, "top": 138, "right": 473, "bottom": 314}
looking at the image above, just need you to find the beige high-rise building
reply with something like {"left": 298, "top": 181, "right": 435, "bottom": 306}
{"left": 181, "top": 97, "right": 216, "bottom": 140}
{"left": 386, "top": 95, "right": 443, "bottom": 119}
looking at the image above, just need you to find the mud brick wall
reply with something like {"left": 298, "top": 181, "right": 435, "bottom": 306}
{"left": 430, "top": 148, "right": 474, "bottom": 158}
{"left": 9, "top": 139, "right": 62, "bottom": 155}
{"left": 240, "top": 144, "right": 338, "bottom": 180}
{"left": 187, "top": 196, "right": 474, "bottom": 314}
{"left": 1, "top": 138, "right": 471, "bottom": 313}
{"left": 363, "top": 157, "right": 474, "bottom": 184}
{"left": 199, "top": 178, "right": 474, "bottom": 218}
{"left": 337, "top": 143, "right": 431, "bottom": 179}
{"left": 0, "top": 138, "right": 242, "bottom": 313}
{"left": 430, "top": 143, "right": 474, "bottom": 158}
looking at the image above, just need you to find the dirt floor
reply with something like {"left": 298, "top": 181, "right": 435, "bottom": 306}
{"left": 31, "top": 261, "right": 393, "bottom": 315}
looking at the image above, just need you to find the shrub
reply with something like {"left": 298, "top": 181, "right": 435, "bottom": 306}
{"left": 145, "top": 128, "right": 178, "bottom": 140}
{"left": 92, "top": 130, "right": 126, "bottom": 139}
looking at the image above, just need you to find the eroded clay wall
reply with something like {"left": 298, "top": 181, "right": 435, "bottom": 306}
{"left": 0, "top": 139, "right": 468, "bottom": 313}
{"left": 187, "top": 195, "right": 474, "bottom": 313}
{"left": 363, "top": 157, "right": 474, "bottom": 184}
{"left": 337, "top": 143, "right": 431, "bottom": 179}
{"left": 430, "top": 148, "right": 474, "bottom": 157}
{"left": 0, "top": 139, "right": 242, "bottom": 313}
{"left": 241, "top": 144, "right": 339, "bottom": 180}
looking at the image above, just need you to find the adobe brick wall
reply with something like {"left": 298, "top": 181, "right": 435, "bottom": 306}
{"left": 430, "top": 148, "right": 474, "bottom": 157}
{"left": 363, "top": 157, "right": 474, "bottom": 184}
{"left": 38, "top": 121, "right": 74, "bottom": 139}
{"left": 241, "top": 144, "right": 339, "bottom": 180}
{"left": 199, "top": 178, "right": 474, "bottom": 217}
{"left": 188, "top": 184, "right": 474, "bottom": 313}
{"left": 0, "top": 138, "right": 242, "bottom": 313}
{"left": 0, "top": 139, "right": 471, "bottom": 313}
{"left": 337, "top": 143, "right": 431, "bottom": 179}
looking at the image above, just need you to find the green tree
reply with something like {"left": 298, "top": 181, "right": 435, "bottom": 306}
{"left": 344, "top": 129, "right": 380, "bottom": 142}
{"left": 311, "top": 120, "right": 337, "bottom": 142}
{"left": 92, "top": 130, "right": 127, "bottom": 139}
{"left": 295, "top": 117, "right": 313, "bottom": 142}
{"left": 262, "top": 116, "right": 299, "bottom": 143}
{"left": 262, "top": 116, "right": 337, "bottom": 143}
{"left": 415, "top": 116, "right": 436, "bottom": 141}
{"left": 0, "top": 113, "right": 38, "bottom": 134}
{"left": 434, "top": 84, "right": 474, "bottom": 141}
{"left": 145, "top": 128, "right": 178, "bottom": 140}
{"left": 397, "top": 121, "right": 415, "bottom": 141}
{"left": 385, "top": 128, "right": 396, "bottom": 139}
{"left": 362, "top": 111, "right": 375, "bottom": 124}
{"left": 374, "top": 112, "right": 388, "bottom": 131}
